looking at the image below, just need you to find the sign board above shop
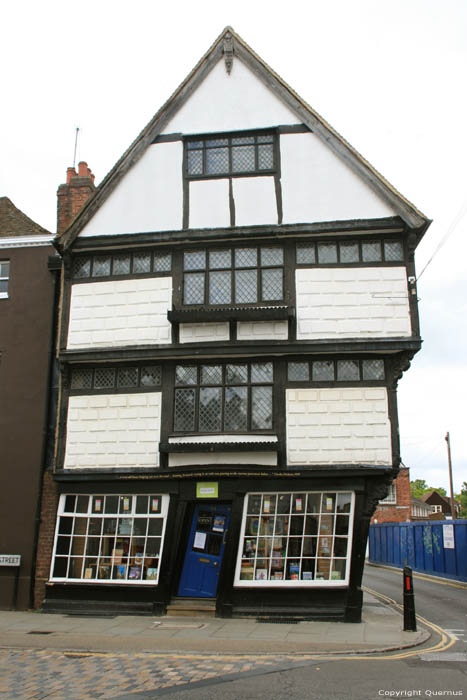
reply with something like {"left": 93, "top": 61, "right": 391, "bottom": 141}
{"left": 196, "top": 482, "right": 218, "bottom": 499}
{"left": 0, "top": 555, "right": 21, "bottom": 567}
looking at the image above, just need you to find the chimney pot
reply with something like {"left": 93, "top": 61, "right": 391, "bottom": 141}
{"left": 66, "top": 167, "right": 76, "bottom": 184}
{"left": 78, "top": 161, "right": 89, "bottom": 177}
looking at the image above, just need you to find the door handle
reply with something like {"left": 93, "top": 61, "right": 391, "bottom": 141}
{"left": 213, "top": 561, "right": 218, "bottom": 566}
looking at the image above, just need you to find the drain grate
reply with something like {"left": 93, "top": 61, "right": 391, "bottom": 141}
{"left": 27, "top": 631, "right": 54, "bottom": 635}
{"left": 256, "top": 617, "right": 302, "bottom": 624}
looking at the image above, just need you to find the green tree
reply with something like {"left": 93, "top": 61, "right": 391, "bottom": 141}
{"left": 455, "top": 482, "right": 467, "bottom": 518}
{"left": 410, "top": 480, "right": 447, "bottom": 499}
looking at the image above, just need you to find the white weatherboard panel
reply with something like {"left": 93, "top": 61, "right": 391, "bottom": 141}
{"left": 237, "top": 320, "right": 288, "bottom": 340}
{"left": 64, "top": 393, "right": 161, "bottom": 469}
{"left": 286, "top": 387, "right": 391, "bottom": 465}
{"left": 296, "top": 267, "right": 411, "bottom": 339}
{"left": 79, "top": 143, "right": 183, "bottom": 237}
{"left": 169, "top": 452, "right": 278, "bottom": 467}
{"left": 189, "top": 179, "right": 231, "bottom": 229}
{"left": 232, "top": 176, "right": 277, "bottom": 226}
{"left": 162, "top": 59, "right": 300, "bottom": 135}
{"left": 67, "top": 277, "right": 172, "bottom": 348}
{"left": 280, "top": 133, "right": 396, "bottom": 223}
{"left": 179, "top": 322, "right": 230, "bottom": 343}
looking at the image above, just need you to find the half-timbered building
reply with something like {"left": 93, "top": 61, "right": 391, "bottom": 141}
{"left": 38, "top": 28, "right": 430, "bottom": 621}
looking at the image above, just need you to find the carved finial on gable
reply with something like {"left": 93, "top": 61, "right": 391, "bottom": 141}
{"left": 223, "top": 32, "right": 234, "bottom": 75}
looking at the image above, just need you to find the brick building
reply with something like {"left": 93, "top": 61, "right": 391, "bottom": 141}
{"left": 371, "top": 467, "right": 431, "bottom": 523}
{"left": 35, "top": 28, "right": 430, "bottom": 621}
{"left": 0, "top": 197, "right": 56, "bottom": 609}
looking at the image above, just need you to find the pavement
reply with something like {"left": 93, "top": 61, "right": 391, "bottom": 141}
{"left": 0, "top": 591, "right": 435, "bottom": 699}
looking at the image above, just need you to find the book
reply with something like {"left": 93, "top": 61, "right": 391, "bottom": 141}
{"left": 146, "top": 567, "right": 158, "bottom": 580}
{"left": 84, "top": 567, "right": 93, "bottom": 579}
{"left": 302, "top": 571, "right": 313, "bottom": 580}
{"left": 115, "top": 564, "right": 127, "bottom": 579}
{"left": 255, "top": 568, "right": 268, "bottom": 581}
{"left": 128, "top": 566, "right": 141, "bottom": 579}
{"left": 111, "top": 548, "right": 123, "bottom": 564}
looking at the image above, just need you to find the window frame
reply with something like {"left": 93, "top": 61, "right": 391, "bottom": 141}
{"left": 172, "top": 362, "right": 275, "bottom": 435}
{"left": 71, "top": 250, "right": 172, "bottom": 282}
{"left": 0, "top": 260, "right": 10, "bottom": 298}
{"left": 234, "top": 490, "right": 355, "bottom": 587}
{"left": 184, "top": 130, "right": 278, "bottom": 180}
{"left": 379, "top": 484, "right": 397, "bottom": 504}
{"left": 49, "top": 493, "right": 169, "bottom": 585}
{"left": 181, "top": 245, "right": 285, "bottom": 308}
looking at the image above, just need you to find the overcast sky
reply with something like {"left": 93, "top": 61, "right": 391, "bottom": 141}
{"left": 2, "top": 0, "right": 466, "bottom": 494}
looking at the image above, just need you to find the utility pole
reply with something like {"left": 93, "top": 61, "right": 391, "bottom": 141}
{"left": 445, "top": 432, "right": 456, "bottom": 520}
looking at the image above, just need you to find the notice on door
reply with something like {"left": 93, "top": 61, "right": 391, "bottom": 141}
{"left": 193, "top": 531, "right": 207, "bottom": 550}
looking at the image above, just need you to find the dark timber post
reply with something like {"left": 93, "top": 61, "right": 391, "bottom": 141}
{"left": 403, "top": 566, "right": 417, "bottom": 631}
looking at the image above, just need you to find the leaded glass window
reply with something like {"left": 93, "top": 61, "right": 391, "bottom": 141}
{"left": 186, "top": 132, "right": 276, "bottom": 178}
{"left": 287, "top": 359, "right": 385, "bottom": 383}
{"left": 296, "top": 238, "right": 405, "bottom": 265}
{"left": 70, "top": 366, "right": 161, "bottom": 392}
{"left": 173, "top": 363, "right": 274, "bottom": 433}
{"left": 72, "top": 251, "right": 172, "bottom": 279}
{"left": 182, "top": 246, "right": 284, "bottom": 307}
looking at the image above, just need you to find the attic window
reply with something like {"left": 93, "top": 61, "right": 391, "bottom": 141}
{"left": 185, "top": 132, "right": 276, "bottom": 178}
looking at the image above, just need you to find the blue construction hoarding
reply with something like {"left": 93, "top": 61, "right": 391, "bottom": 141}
{"left": 369, "top": 520, "right": 467, "bottom": 582}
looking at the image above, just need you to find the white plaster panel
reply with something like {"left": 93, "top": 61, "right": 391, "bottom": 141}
{"left": 168, "top": 452, "right": 278, "bottom": 467}
{"left": 67, "top": 277, "right": 172, "bottom": 349}
{"left": 286, "top": 388, "right": 391, "bottom": 466}
{"left": 236, "top": 320, "right": 288, "bottom": 340}
{"left": 280, "top": 133, "right": 396, "bottom": 223}
{"left": 162, "top": 59, "right": 300, "bottom": 135}
{"left": 295, "top": 267, "right": 411, "bottom": 339}
{"left": 179, "top": 322, "right": 229, "bottom": 343}
{"left": 232, "top": 177, "right": 277, "bottom": 226}
{"left": 64, "top": 393, "right": 161, "bottom": 469}
{"left": 79, "top": 143, "right": 183, "bottom": 237}
{"left": 189, "top": 179, "right": 230, "bottom": 229}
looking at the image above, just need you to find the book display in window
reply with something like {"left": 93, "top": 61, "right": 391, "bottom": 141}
{"left": 237, "top": 491, "right": 353, "bottom": 584}
{"left": 50, "top": 494, "right": 168, "bottom": 584}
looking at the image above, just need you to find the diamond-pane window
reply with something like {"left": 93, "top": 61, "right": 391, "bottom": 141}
{"left": 384, "top": 240, "right": 404, "bottom": 261}
{"left": 251, "top": 386, "right": 272, "bottom": 430}
{"left": 73, "top": 258, "right": 91, "bottom": 278}
{"left": 288, "top": 362, "right": 310, "bottom": 381}
{"left": 153, "top": 254, "right": 172, "bottom": 272}
{"left": 184, "top": 251, "right": 206, "bottom": 270}
{"left": 133, "top": 252, "right": 151, "bottom": 274}
{"left": 296, "top": 245, "right": 316, "bottom": 265}
{"left": 94, "top": 368, "right": 116, "bottom": 389}
{"left": 226, "top": 365, "right": 248, "bottom": 384}
{"left": 232, "top": 145, "right": 255, "bottom": 172}
{"left": 184, "top": 273, "right": 205, "bottom": 305}
{"left": 337, "top": 360, "right": 360, "bottom": 381}
{"left": 174, "top": 389, "right": 196, "bottom": 431}
{"left": 186, "top": 133, "right": 276, "bottom": 178}
{"left": 235, "top": 248, "right": 257, "bottom": 268}
{"left": 92, "top": 256, "right": 111, "bottom": 277}
{"left": 224, "top": 386, "right": 248, "bottom": 431}
{"left": 187, "top": 150, "right": 203, "bottom": 175}
{"left": 176, "top": 366, "right": 197, "bottom": 386}
{"left": 112, "top": 255, "right": 131, "bottom": 275}
{"left": 199, "top": 387, "right": 222, "bottom": 432}
{"left": 206, "top": 147, "right": 229, "bottom": 174}
{"left": 209, "top": 250, "right": 231, "bottom": 269}
{"left": 117, "top": 367, "right": 138, "bottom": 388}
{"left": 71, "top": 368, "right": 93, "bottom": 390}
{"left": 261, "top": 268, "right": 283, "bottom": 301}
{"left": 312, "top": 361, "right": 335, "bottom": 381}
{"left": 209, "top": 270, "right": 231, "bottom": 304}
{"left": 140, "top": 366, "right": 161, "bottom": 386}
{"left": 201, "top": 366, "right": 222, "bottom": 385}
{"left": 339, "top": 242, "right": 359, "bottom": 263}
{"left": 251, "top": 363, "right": 273, "bottom": 384}
{"left": 362, "top": 241, "right": 382, "bottom": 262}
{"left": 317, "top": 243, "right": 338, "bottom": 264}
{"left": 235, "top": 270, "right": 257, "bottom": 303}
{"left": 362, "top": 359, "right": 385, "bottom": 380}
{"left": 260, "top": 248, "right": 284, "bottom": 267}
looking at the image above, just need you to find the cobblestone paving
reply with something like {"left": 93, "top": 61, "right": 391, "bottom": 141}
{"left": 0, "top": 648, "right": 308, "bottom": 699}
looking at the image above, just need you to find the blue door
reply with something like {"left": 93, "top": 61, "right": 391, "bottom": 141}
{"left": 178, "top": 504, "right": 230, "bottom": 598}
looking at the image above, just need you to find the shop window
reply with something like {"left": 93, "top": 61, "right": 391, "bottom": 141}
{"left": 185, "top": 132, "right": 276, "bottom": 179}
{"left": 0, "top": 260, "right": 10, "bottom": 298}
{"left": 182, "top": 246, "right": 284, "bottom": 307}
{"left": 50, "top": 494, "right": 169, "bottom": 584}
{"left": 174, "top": 362, "right": 273, "bottom": 433}
{"left": 235, "top": 491, "right": 354, "bottom": 586}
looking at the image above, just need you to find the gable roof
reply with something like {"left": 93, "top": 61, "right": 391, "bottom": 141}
{"left": 56, "top": 26, "right": 430, "bottom": 252}
{"left": 0, "top": 197, "right": 50, "bottom": 237}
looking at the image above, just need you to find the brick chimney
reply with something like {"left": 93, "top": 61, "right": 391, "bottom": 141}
{"left": 57, "top": 161, "right": 96, "bottom": 234}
